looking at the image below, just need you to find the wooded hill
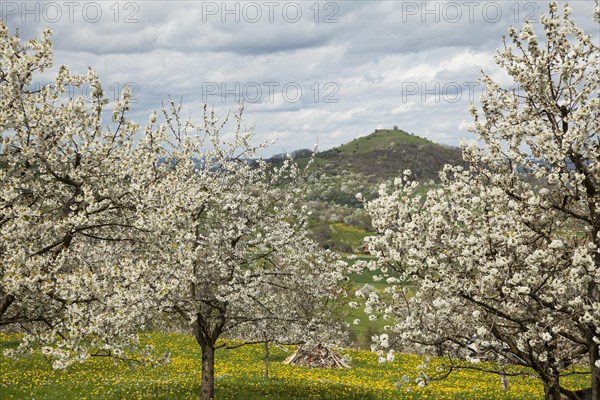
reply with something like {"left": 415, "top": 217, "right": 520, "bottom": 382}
{"left": 273, "top": 128, "right": 466, "bottom": 184}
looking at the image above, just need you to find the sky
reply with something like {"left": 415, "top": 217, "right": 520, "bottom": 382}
{"left": 2, "top": 1, "right": 599, "bottom": 155}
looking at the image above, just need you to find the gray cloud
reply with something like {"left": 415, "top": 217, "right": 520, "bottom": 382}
{"left": 2, "top": 0, "right": 597, "bottom": 155}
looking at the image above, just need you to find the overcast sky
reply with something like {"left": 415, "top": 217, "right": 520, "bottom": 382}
{"left": 2, "top": 1, "right": 599, "bottom": 155}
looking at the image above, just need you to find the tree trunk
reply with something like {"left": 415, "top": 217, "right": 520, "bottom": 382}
{"left": 264, "top": 340, "right": 269, "bottom": 380}
{"left": 200, "top": 343, "right": 216, "bottom": 400}
{"left": 191, "top": 312, "right": 225, "bottom": 400}
{"left": 0, "top": 294, "right": 14, "bottom": 317}
{"left": 543, "top": 378, "right": 564, "bottom": 400}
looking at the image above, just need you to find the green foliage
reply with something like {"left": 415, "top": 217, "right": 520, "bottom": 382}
{"left": 330, "top": 223, "right": 373, "bottom": 250}
{"left": 293, "top": 156, "right": 329, "bottom": 171}
{"left": 308, "top": 220, "right": 372, "bottom": 253}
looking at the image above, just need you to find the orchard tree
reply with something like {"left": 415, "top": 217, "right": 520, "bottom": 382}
{"left": 0, "top": 23, "right": 345, "bottom": 399}
{"left": 0, "top": 22, "right": 168, "bottom": 368}
{"left": 359, "top": 3, "right": 600, "bottom": 399}
{"left": 138, "top": 101, "right": 349, "bottom": 400}
{"left": 0, "top": 23, "right": 348, "bottom": 395}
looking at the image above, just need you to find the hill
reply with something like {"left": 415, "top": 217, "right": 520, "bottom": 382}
{"left": 277, "top": 128, "right": 466, "bottom": 184}
{"left": 315, "top": 128, "right": 466, "bottom": 182}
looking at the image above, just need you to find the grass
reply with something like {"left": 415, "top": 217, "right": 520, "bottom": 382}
{"left": 1, "top": 331, "right": 590, "bottom": 399}
{"left": 330, "top": 223, "right": 373, "bottom": 249}
{"left": 330, "top": 129, "right": 432, "bottom": 155}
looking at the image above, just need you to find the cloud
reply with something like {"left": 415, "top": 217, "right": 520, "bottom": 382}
{"left": 2, "top": 0, "right": 597, "bottom": 155}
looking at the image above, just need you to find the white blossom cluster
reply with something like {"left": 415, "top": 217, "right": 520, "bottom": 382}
{"left": 359, "top": 3, "right": 600, "bottom": 397}
{"left": 0, "top": 22, "right": 164, "bottom": 368}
